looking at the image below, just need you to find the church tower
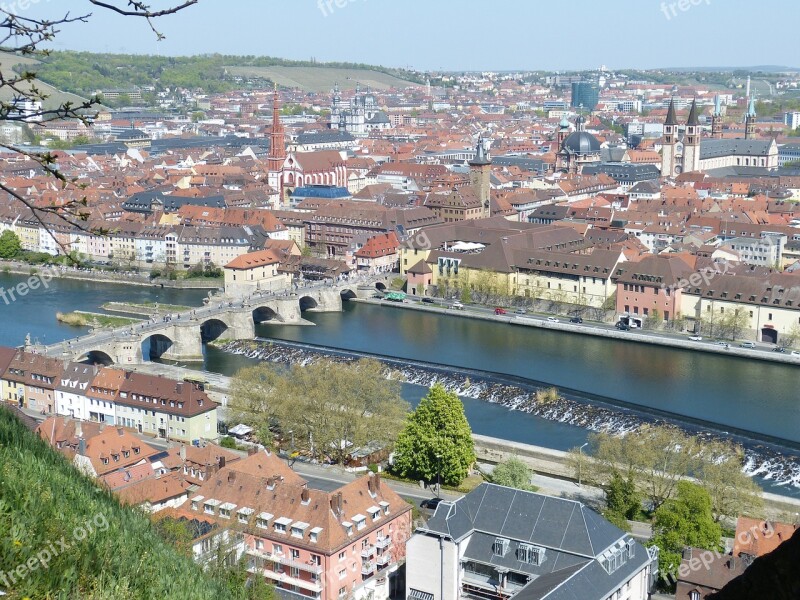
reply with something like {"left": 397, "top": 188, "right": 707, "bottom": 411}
{"left": 682, "top": 99, "right": 701, "bottom": 174}
{"left": 711, "top": 94, "right": 723, "bottom": 139}
{"left": 330, "top": 83, "right": 341, "bottom": 130}
{"left": 745, "top": 96, "right": 757, "bottom": 139}
{"left": 661, "top": 98, "right": 678, "bottom": 177}
{"left": 267, "top": 85, "right": 286, "bottom": 172}
{"left": 468, "top": 137, "right": 492, "bottom": 218}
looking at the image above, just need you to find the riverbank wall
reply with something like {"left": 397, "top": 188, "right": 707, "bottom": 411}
{"left": 352, "top": 298, "right": 800, "bottom": 366}
{"left": 0, "top": 261, "right": 222, "bottom": 290}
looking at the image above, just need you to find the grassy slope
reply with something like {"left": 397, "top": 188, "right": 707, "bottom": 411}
{"left": 226, "top": 65, "right": 419, "bottom": 92}
{"left": 0, "top": 53, "right": 89, "bottom": 110}
{"left": 0, "top": 406, "right": 246, "bottom": 600}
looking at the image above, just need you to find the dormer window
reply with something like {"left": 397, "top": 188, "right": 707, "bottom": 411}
{"left": 517, "top": 543, "right": 544, "bottom": 565}
{"left": 257, "top": 512, "right": 273, "bottom": 529}
{"left": 352, "top": 515, "right": 366, "bottom": 531}
{"left": 342, "top": 521, "right": 353, "bottom": 536}
{"left": 274, "top": 517, "right": 292, "bottom": 534}
{"left": 492, "top": 537, "right": 509, "bottom": 557}
{"left": 379, "top": 501, "right": 390, "bottom": 516}
{"left": 368, "top": 506, "right": 380, "bottom": 521}
{"left": 310, "top": 527, "right": 322, "bottom": 543}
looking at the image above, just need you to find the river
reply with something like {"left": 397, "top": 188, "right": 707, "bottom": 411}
{"left": 1, "top": 274, "right": 798, "bottom": 496}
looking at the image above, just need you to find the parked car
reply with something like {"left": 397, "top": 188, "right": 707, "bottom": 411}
{"left": 451, "top": 302, "right": 464, "bottom": 310}
{"left": 514, "top": 308, "right": 527, "bottom": 314}
{"left": 773, "top": 346, "right": 787, "bottom": 353}
{"left": 716, "top": 341, "right": 730, "bottom": 348}
{"left": 569, "top": 316, "right": 583, "bottom": 324}
{"left": 739, "top": 341, "right": 756, "bottom": 349}
{"left": 420, "top": 497, "right": 443, "bottom": 510}
{"left": 615, "top": 322, "right": 630, "bottom": 330}
{"left": 546, "top": 317, "right": 559, "bottom": 323}
{"left": 494, "top": 307, "right": 507, "bottom": 315}
{"left": 689, "top": 335, "right": 703, "bottom": 341}
{"left": 421, "top": 297, "right": 435, "bottom": 304}
{"left": 792, "top": 350, "right": 800, "bottom": 356}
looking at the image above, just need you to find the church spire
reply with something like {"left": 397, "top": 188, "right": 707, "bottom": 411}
{"left": 686, "top": 99, "right": 699, "bottom": 126}
{"left": 267, "top": 84, "right": 286, "bottom": 172}
{"left": 664, "top": 97, "right": 678, "bottom": 126}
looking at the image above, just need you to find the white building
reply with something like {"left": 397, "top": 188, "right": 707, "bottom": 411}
{"left": 55, "top": 363, "right": 99, "bottom": 421}
{"left": 406, "top": 483, "right": 657, "bottom": 600}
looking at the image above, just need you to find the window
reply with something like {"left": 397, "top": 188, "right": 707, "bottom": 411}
{"left": 492, "top": 537, "right": 509, "bottom": 557}
{"left": 338, "top": 569, "right": 347, "bottom": 580}
{"left": 517, "top": 543, "right": 544, "bottom": 565}
{"left": 273, "top": 544, "right": 283, "bottom": 555}
{"left": 339, "top": 551, "right": 346, "bottom": 562}
{"left": 291, "top": 549, "right": 300, "bottom": 560}
{"left": 690, "top": 593, "right": 700, "bottom": 600}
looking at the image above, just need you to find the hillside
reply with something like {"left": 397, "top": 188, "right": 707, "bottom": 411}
{"left": 0, "top": 53, "right": 89, "bottom": 110}
{"left": 0, "top": 406, "right": 259, "bottom": 600}
{"left": 226, "top": 65, "right": 420, "bottom": 92}
{"left": 21, "top": 51, "right": 421, "bottom": 100}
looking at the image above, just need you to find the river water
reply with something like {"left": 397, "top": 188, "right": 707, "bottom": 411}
{"left": 2, "top": 274, "right": 798, "bottom": 495}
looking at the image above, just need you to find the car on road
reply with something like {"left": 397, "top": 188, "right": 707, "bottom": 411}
{"left": 421, "top": 297, "right": 435, "bottom": 304}
{"left": 773, "top": 346, "right": 787, "bottom": 353}
{"left": 420, "top": 497, "right": 443, "bottom": 510}
{"left": 792, "top": 351, "right": 800, "bottom": 356}
{"left": 739, "top": 341, "right": 756, "bottom": 349}
{"left": 716, "top": 341, "right": 730, "bottom": 348}
{"left": 514, "top": 307, "right": 527, "bottom": 314}
{"left": 689, "top": 335, "right": 703, "bottom": 341}
{"left": 615, "top": 321, "right": 630, "bottom": 331}
{"left": 546, "top": 317, "right": 559, "bottom": 323}
{"left": 494, "top": 307, "right": 507, "bottom": 315}
{"left": 451, "top": 302, "right": 464, "bottom": 310}
{"left": 569, "top": 316, "right": 583, "bottom": 323}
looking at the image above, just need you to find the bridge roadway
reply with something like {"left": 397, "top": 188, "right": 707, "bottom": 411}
{"left": 37, "top": 275, "right": 387, "bottom": 365}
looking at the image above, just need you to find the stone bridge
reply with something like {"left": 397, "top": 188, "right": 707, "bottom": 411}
{"left": 40, "top": 281, "right": 385, "bottom": 365}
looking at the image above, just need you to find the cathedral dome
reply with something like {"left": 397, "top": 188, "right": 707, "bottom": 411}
{"left": 562, "top": 131, "right": 601, "bottom": 155}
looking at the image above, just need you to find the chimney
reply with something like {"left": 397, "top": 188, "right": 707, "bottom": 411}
{"left": 227, "top": 471, "right": 236, "bottom": 484}
{"left": 375, "top": 472, "right": 381, "bottom": 491}
{"left": 247, "top": 446, "right": 257, "bottom": 456}
{"left": 330, "top": 495, "right": 337, "bottom": 514}
{"left": 218, "top": 456, "right": 226, "bottom": 469}
{"left": 301, "top": 488, "right": 310, "bottom": 503}
{"left": 367, "top": 473, "right": 375, "bottom": 494}
{"left": 337, "top": 492, "right": 343, "bottom": 516}
{"left": 78, "top": 437, "right": 86, "bottom": 456}
{"left": 179, "top": 445, "right": 186, "bottom": 461}
{"left": 75, "top": 420, "right": 83, "bottom": 439}
{"left": 117, "top": 427, "right": 124, "bottom": 437}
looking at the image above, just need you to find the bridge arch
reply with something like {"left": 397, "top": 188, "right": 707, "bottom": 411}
{"left": 375, "top": 281, "right": 387, "bottom": 292}
{"left": 252, "top": 306, "right": 279, "bottom": 324}
{"left": 340, "top": 288, "right": 357, "bottom": 301}
{"left": 200, "top": 318, "right": 229, "bottom": 343}
{"left": 142, "top": 333, "right": 175, "bottom": 361}
{"left": 299, "top": 296, "right": 318, "bottom": 312}
{"left": 80, "top": 350, "right": 114, "bottom": 366}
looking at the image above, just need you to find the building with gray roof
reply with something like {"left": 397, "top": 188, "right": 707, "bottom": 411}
{"left": 406, "top": 483, "right": 657, "bottom": 600}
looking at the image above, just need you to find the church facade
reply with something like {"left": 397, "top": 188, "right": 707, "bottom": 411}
{"left": 329, "top": 83, "right": 391, "bottom": 137}
{"left": 660, "top": 97, "right": 778, "bottom": 177}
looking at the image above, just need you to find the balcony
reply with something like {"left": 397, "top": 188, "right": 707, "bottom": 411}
{"left": 247, "top": 562, "right": 323, "bottom": 594}
{"left": 360, "top": 545, "right": 375, "bottom": 558}
{"left": 246, "top": 549, "right": 323, "bottom": 575}
{"left": 375, "top": 536, "right": 391, "bottom": 549}
{"left": 361, "top": 562, "right": 374, "bottom": 575}
{"left": 376, "top": 553, "right": 391, "bottom": 566}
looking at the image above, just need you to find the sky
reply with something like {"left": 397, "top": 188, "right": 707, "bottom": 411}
{"left": 17, "top": 0, "right": 798, "bottom": 72}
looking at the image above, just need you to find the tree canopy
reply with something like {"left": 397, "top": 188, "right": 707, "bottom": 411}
{"left": 0, "top": 230, "right": 21, "bottom": 259}
{"left": 228, "top": 358, "right": 409, "bottom": 465}
{"left": 392, "top": 383, "right": 476, "bottom": 487}
{"left": 491, "top": 457, "right": 538, "bottom": 492}
{"left": 649, "top": 481, "right": 723, "bottom": 584}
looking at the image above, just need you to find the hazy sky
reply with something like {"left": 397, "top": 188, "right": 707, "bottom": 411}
{"left": 22, "top": 0, "right": 797, "bottom": 71}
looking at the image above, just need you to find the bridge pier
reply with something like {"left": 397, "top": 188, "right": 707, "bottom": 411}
{"left": 159, "top": 324, "right": 205, "bottom": 362}
{"left": 299, "top": 289, "right": 343, "bottom": 313}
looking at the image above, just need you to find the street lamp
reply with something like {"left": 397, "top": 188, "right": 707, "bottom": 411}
{"left": 578, "top": 443, "right": 589, "bottom": 487}
{"left": 435, "top": 453, "right": 442, "bottom": 497}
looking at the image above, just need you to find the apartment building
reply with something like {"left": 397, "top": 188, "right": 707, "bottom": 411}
{"left": 406, "top": 484, "right": 656, "bottom": 600}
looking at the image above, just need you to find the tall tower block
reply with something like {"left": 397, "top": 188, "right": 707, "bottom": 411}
{"left": 711, "top": 94, "right": 723, "bottom": 139}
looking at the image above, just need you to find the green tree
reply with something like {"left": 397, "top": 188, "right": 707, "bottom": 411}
{"left": 605, "top": 471, "right": 642, "bottom": 521}
{"left": 696, "top": 440, "right": 764, "bottom": 522}
{"left": 644, "top": 308, "right": 663, "bottom": 330}
{"left": 491, "top": 457, "right": 538, "bottom": 491}
{"left": 571, "top": 425, "right": 703, "bottom": 511}
{"left": 392, "top": 383, "right": 476, "bottom": 487}
{"left": 649, "top": 481, "right": 723, "bottom": 584}
{"left": 219, "top": 436, "right": 238, "bottom": 450}
{"left": 0, "top": 229, "right": 21, "bottom": 259}
{"left": 228, "top": 359, "right": 408, "bottom": 465}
